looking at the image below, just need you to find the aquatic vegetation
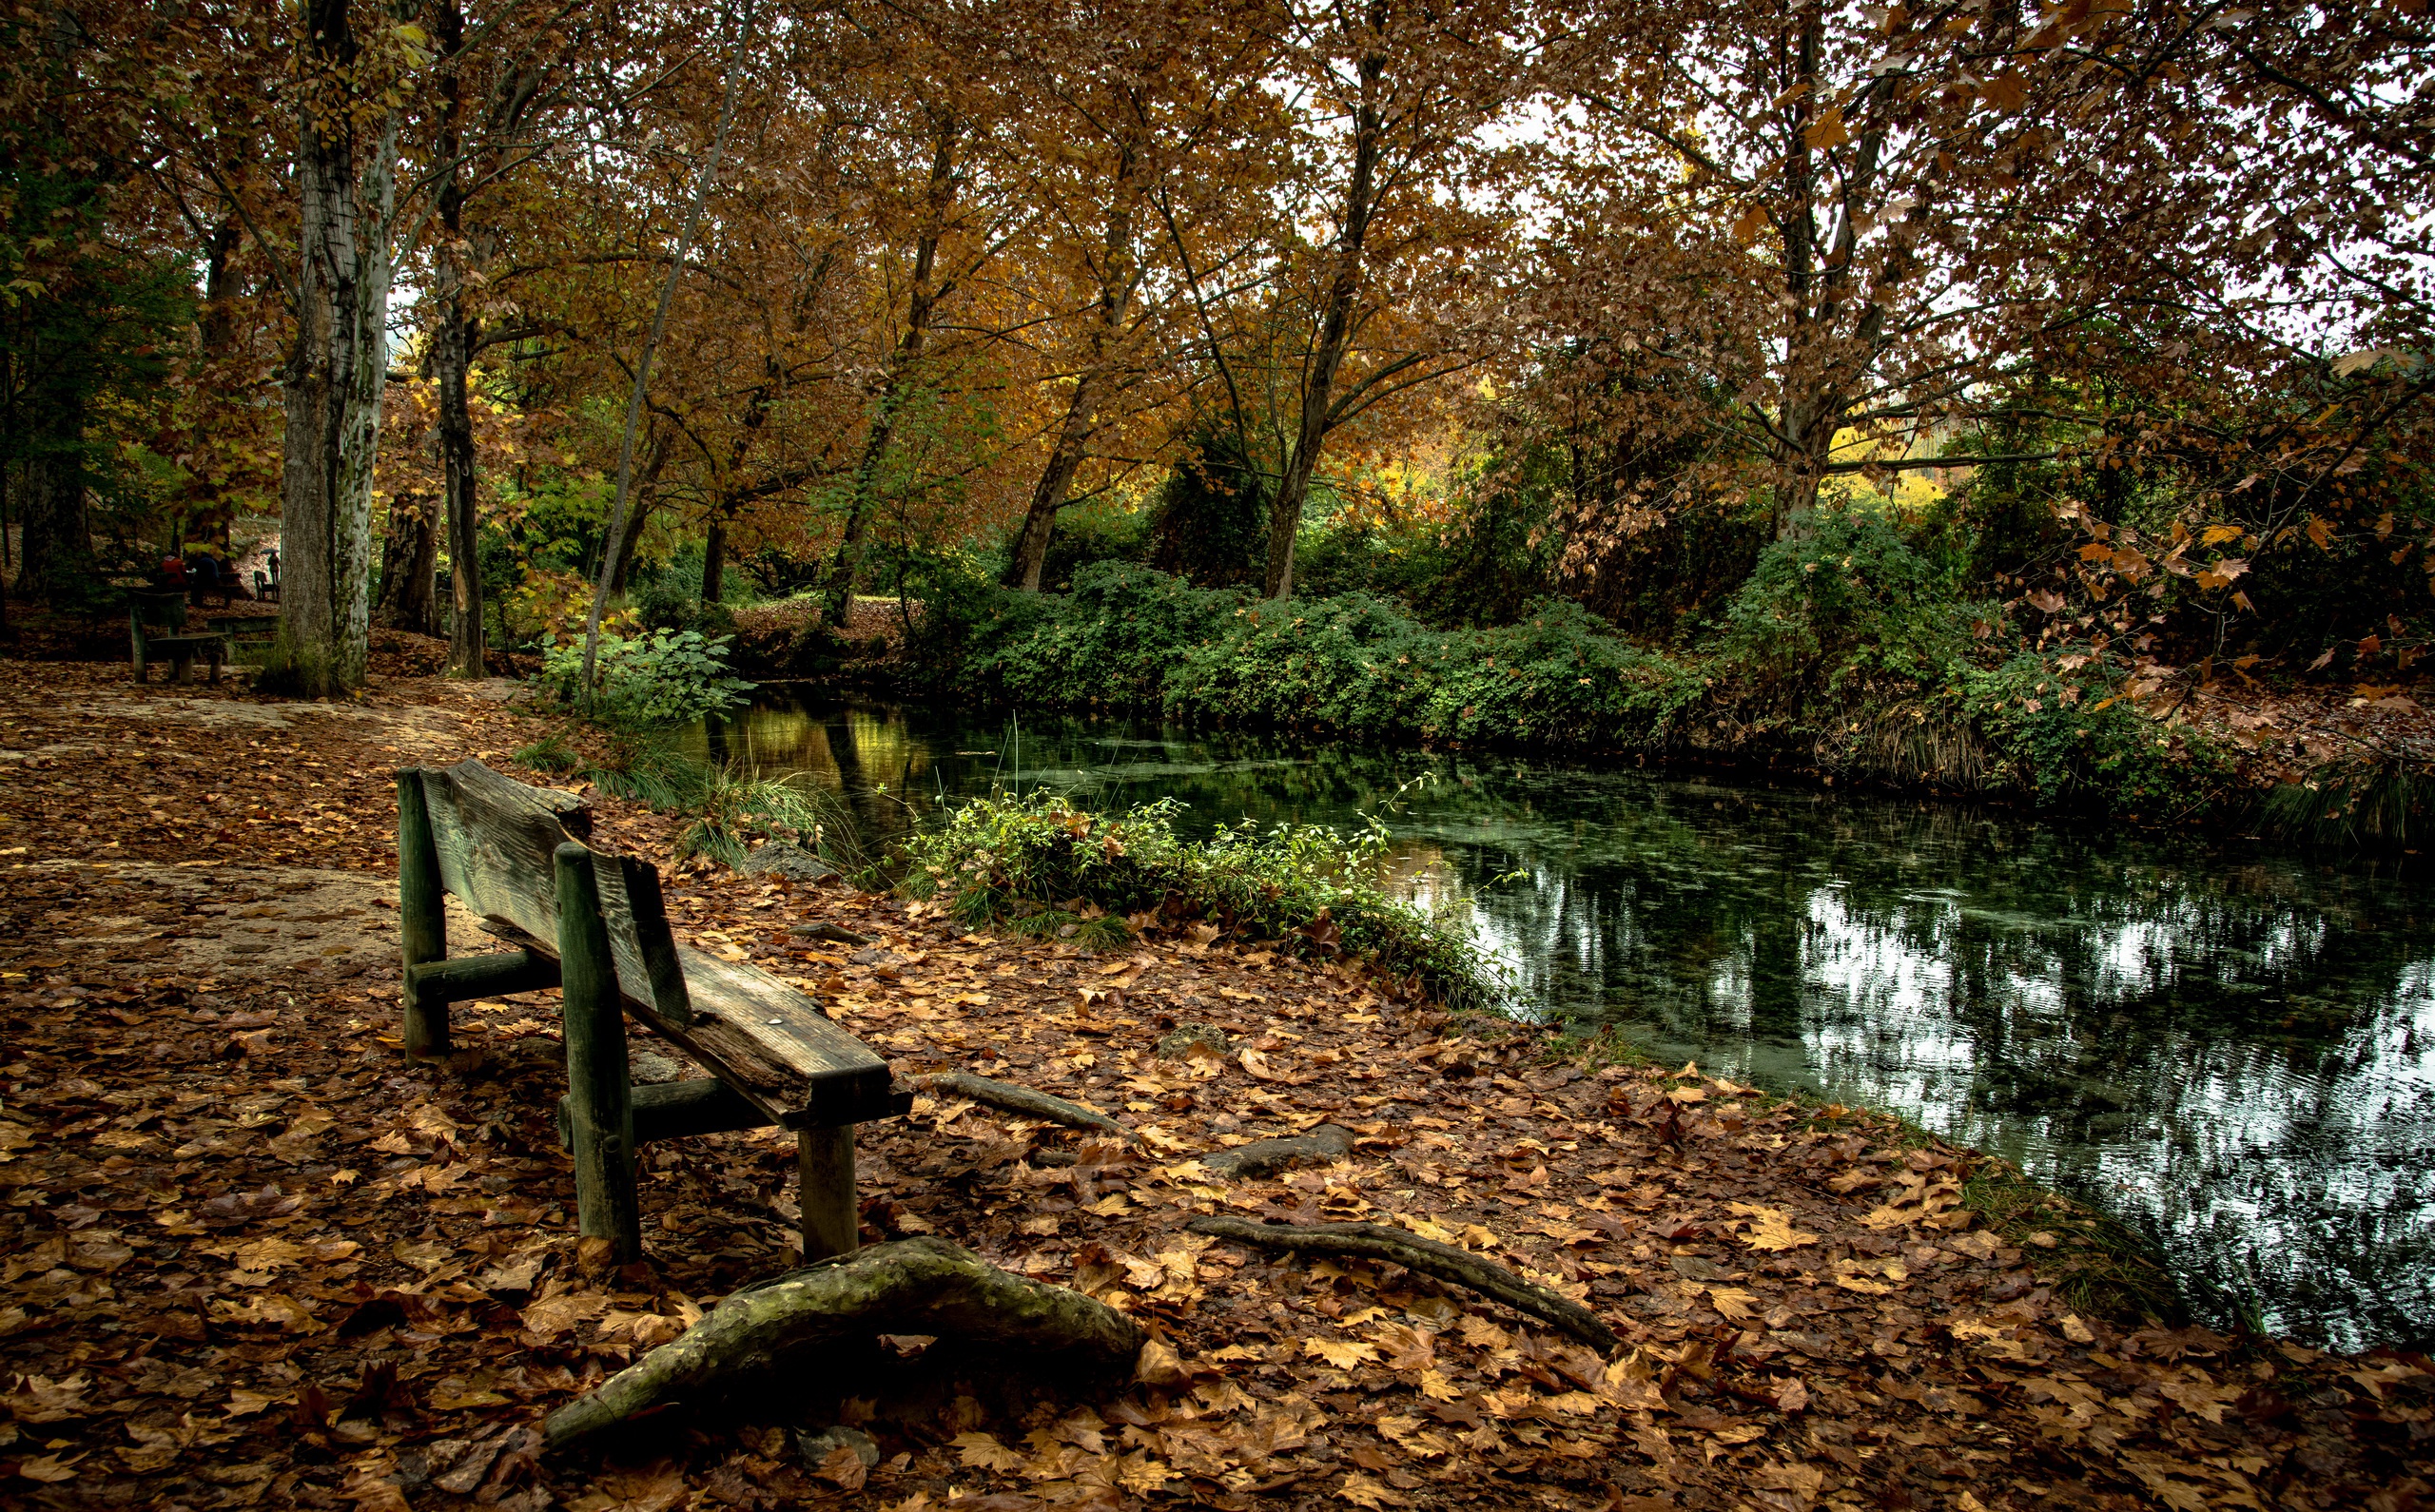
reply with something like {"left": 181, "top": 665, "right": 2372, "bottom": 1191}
{"left": 892, "top": 788, "right": 1500, "bottom": 1008}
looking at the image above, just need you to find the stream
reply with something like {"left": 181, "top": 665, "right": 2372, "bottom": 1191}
{"left": 686, "top": 692, "right": 2435, "bottom": 1352}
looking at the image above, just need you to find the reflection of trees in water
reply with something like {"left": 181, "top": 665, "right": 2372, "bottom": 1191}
{"left": 695, "top": 695, "right": 2435, "bottom": 1347}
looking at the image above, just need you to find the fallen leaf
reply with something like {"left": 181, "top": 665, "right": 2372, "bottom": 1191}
{"left": 1305, "top": 1337, "right": 1378, "bottom": 1369}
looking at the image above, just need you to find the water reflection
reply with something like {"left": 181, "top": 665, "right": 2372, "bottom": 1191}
{"left": 686, "top": 693, "right": 2435, "bottom": 1349}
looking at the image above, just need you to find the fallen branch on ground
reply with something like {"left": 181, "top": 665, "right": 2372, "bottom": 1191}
{"left": 1186, "top": 1215, "right": 1620, "bottom": 1353}
{"left": 543, "top": 1237, "right": 1144, "bottom": 1451}
{"left": 918, "top": 1071, "right": 1133, "bottom": 1140}
{"left": 1198, "top": 1124, "right": 1354, "bottom": 1180}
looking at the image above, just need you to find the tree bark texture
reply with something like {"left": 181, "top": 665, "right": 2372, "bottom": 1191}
{"left": 433, "top": 0, "right": 486, "bottom": 678}
{"left": 541, "top": 1237, "right": 1145, "bottom": 1451}
{"left": 1197, "top": 1124, "right": 1354, "bottom": 1181}
{"left": 280, "top": 0, "right": 402, "bottom": 694}
{"left": 1187, "top": 1215, "right": 1622, "bottom": 1352}
{"left": 377, "top": 492, "right": 441, "bottom": 634}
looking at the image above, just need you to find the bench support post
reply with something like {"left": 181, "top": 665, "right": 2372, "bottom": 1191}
{"left": 556, "top": 843, "right": 643, "bottom": 1264}
{"left": 396, "top": 772, "right": 449, "bottom": 1057}
{"left": 797, "top": 1126, "right": 858, "bottom": 1262}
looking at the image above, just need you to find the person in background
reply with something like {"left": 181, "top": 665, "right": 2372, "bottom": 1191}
{"left": 160, "top": 552, "right": 187, "bottom": 591}
{"left": 190, "top": 551, "right": 224, "bottom": 604}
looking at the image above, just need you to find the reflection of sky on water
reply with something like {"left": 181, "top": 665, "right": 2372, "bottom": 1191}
{"left": 688, "top": 696, "right": 2435, "bottom": 1350}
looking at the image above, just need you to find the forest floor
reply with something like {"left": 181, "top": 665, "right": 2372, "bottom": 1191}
{"left": 0, "top": 638, "right": 2430, "bottom": 1512}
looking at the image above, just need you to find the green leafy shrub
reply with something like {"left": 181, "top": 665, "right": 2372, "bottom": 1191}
{"left": 633, "top": 545, "right": 735, "bottom": 637}
{"left": 536, "top": 629, "right": 754, "bottom": 728}
{"left": 1163, "top": 593, "right": 1704, "bottom": 747}
{"left": 961, "top": 561, "right": 1244, "bottom": 708}
{"left": 1952, "top": 653, "right": 2242, "bottom": 819}
{"left": 1718, "top": 509, "right": 1979, "bottom": 691}
{"left": 895, "top": 790, "right": 1499, "bottom": 1006}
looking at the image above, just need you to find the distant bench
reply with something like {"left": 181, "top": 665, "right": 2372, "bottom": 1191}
{"left": 129, "top": 590, "right": 227, "bottom": 685}
{"left": 396, "top": 759, "right": 905, "bottom": 1262}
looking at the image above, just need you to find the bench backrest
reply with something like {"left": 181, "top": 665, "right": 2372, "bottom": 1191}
{"left": 405, "top": 759, "right": 692, "bottom": 1026}
{"left": 130, "top": 591, "right": 186, "bottom": 630}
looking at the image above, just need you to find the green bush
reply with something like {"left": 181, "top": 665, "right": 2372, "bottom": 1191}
{"left": 894, "top": 790, "right": 1498, "bottom": 1006}
{"left": 634, "top": 544, "right": 741, "bottom": 640}
{"left": 1951, "top": 652, "right": 2242, "bottom": 819}
{"left": 536, "top": 629, "right": 754, "bottom": 728}
{"left": 962, "top": 560, "right": 1244, "bottom": 708}
{"left": 1717, "top": 509, "right": 1980, "bottom": 692}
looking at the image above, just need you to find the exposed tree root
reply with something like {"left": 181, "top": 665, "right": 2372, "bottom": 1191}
{"left": 1187, "top": 1215, "right": 1621, "bottom": 1353}
{"left": 1198, "top": 1124, "right": 1354, "bottom": 1180}
{"left": 918, "top": 1071, "right": 1133, "bottom": 1140}
{"left": 542, "top": 1237, "right": 1146, "bottom": 1451}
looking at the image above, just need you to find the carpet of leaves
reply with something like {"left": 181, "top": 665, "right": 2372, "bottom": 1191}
{"left": 0, "top": 654, "right": 2429, "bottom": 1512}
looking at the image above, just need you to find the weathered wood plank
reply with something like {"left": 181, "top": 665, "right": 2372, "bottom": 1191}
{"left": 416, "top": 760, "right": 691, "bottom": 1028}
{"left": 405, "top": 949, "right": 561, "bottom": 1004}
{"left": 397, "top": 770, "right": 449, "bottom": 1056}
{"left": 556, "top": 1078, "right": 776, "bottom": 1148}
{"left": 673, "top": 947, "right": 896, "bottom": 1130}
{"left": 557, "top": 842, "right": 642, "bottom": 1263}
{"left": 476, "top": 909, "right": 899, "bottom": 1129}
{"left": 798, "top": 1126, "right": 858, "bottom": 1261}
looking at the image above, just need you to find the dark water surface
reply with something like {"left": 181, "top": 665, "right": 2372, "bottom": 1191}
{"left": 689, "top": 693, "right": 2435, "bottom": 1351}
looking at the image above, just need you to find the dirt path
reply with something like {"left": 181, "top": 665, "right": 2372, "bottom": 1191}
{"left": 0, "top": 658, "right": 2426, "bottom": 1512}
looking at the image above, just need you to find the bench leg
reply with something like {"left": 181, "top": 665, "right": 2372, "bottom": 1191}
{"left": 798, "top": 1125, "right": 858, "bottom": 1261}
{"left": 395, "top": 771, "right": 449, "bottom": 1057}
{"left": 555, "top": 843, "right": 643, "bottom": 1264}
{"left": 169, "top": 651, "right": 193, "bottom": 685}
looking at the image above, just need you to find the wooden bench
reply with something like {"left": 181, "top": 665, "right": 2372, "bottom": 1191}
{"left": 396, "top": 759, "right": 905, "bottom": 1264}
{"left": 129, "top": 590, "right": 228, "bottom": 685}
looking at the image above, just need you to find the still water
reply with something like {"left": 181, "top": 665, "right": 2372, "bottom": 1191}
{"left": 690, "top": 693, "right": 2435, "bottom": 1351}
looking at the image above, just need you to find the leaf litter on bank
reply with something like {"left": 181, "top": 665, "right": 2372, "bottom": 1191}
{"left": 0, "top": 655, "right": 2428, "bottom": 1511}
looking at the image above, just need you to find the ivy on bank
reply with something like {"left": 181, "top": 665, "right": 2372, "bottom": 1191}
{"left": 926, "top": 548, "right": 2248, "bottom": 824}
{"left": 894, "top": 790, "right": 1502, "bottom": 1009}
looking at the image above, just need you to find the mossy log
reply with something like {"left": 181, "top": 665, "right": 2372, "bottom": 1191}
{"left": 1187, "top": 1215, "right": 1621, "bottom": 1353}
{"left": 1198, "top": 1124, "right": 1354, "bottom": 1180}
{"left": 542, "top": 1237, "right": 1145, "bottom": 1451}
{"left": 917, "top": 1071, "right": 1133, "bottom": 1140}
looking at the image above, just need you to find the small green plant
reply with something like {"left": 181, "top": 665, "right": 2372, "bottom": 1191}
{"left": 513, "top": 729, "right": 582, "bottom": 775}
{"left": 893, "top": 789, "right": 1501, "bottom": 1006}
{"left": 586, "top": 740, "right": 856, "bottom": 868}
{"left": 536, "top": 629, "right": 754, "bottom": 729}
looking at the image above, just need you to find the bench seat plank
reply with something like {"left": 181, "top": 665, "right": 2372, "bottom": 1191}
{"left": 475, "top": 919, "right": 894, "bottom": 1130}
{"left": 672, "top": 946, "right": 895, "bottom": 1129}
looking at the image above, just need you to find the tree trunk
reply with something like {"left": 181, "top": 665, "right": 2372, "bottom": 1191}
{"left": 1005, "top": 378, "right": 1100, "bottom": 591}
{"left": 279, "top": 0, "right": 400, "bottom": 696}
{"left": 432, "top": 0, "right": 486, "bottom": 679}
{"left": 376, "top": 492, "right": 441, "bottom": 634}
{"left": 17, "top": 392, "right": 92, "bottom": 603}
{"left": 1261, "top": 57, "right": 1385, "bottom": 601}
{"left": 822, "top": 122, "right": 958, "bottom": 627}
{"left": 599, "top": 428, "right": 668, "bottom": 601}
{"left": 1007, "top": 171, "right": 1142, "bottom": 593}
{"left": 701, "top": 516, "right": 727, "bottom": 604}
{"left": 435, "top": 298, "right": 483, "bottom": 672}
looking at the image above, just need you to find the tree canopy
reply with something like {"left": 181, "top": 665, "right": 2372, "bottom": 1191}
{"left": 2, "top": 0, "right": 2427, "bottom": 692}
